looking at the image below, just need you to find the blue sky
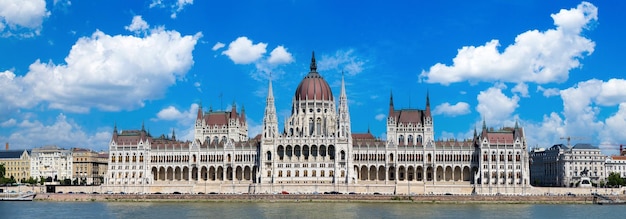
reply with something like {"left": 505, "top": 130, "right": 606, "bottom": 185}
{"left": 1, "top": 1, "right": 626, "bottom": 155}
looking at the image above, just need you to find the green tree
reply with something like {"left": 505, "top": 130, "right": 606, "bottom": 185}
{"left": 607, "top": 172, "right": 624, "bottom": 187}
{"left": 0, "top": 163, "right": 5, "bottom": 179}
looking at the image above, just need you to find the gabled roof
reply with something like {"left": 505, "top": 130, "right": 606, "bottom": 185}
{"left": 392, "top": 109, "right": 424, "bottom": 124}
{"left": 0, "top": 150, "right": 30, "bottom": 159}
{"left": 572, "top": 143, "right": 598, "bottom": 150}
{"left": 352, "top": 133, "right": 376, "bottom": 140}
{"left": 549, "top": 144, "right": 568, "bottom": 150}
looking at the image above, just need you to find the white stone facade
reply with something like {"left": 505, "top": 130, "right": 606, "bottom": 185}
{"left": 30, "top": 145, "right": 73, "bottom": 181}
{"left": 103, "top": 52, "right": 531, "bottom": 195}
{"left": 530, "top": 143, "right": 606, "bottom": 187}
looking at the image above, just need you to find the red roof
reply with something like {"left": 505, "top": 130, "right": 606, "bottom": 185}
{"left": 392, "top": 109, "right": 424, "bottom": 124}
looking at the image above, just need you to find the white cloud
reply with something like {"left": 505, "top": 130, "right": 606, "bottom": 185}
{"left": 523, "top": 112, "right": 566, "bottom": 148}
{"left": 149, "top": 0, "right": 193, "bottom": 19}
{"left": 1, "top": 118, "right": 16, "bottom": 127}
{"left": 0, "top": 18, "right": 201, "bottom": 113}
{"left": 212, "top": 42, "right": 225, "bottom": 51}
{"left": 318, "top": 49, "right": 366, "bottom": 76}
{"left": 153, "top": 103, "right": 199, "bottom": 126}
{"left": 524, "top": 78, "right": 626, "bottom": 154}
{"left": 0, "top": 113, "right": 111, "bottom": 151}
{"left": 0, "top": 0, "right": 50, "bottom": 37}
{"left": 125, "top": 15, "right": 149, "bottom": 34}
{"left": 0, "top": 70, "right": 37, "bottom": 113}
{"left": 375, "top": 113, "right": 386, "bottom": 121}
{"left": 171, "top": 0, "right": 193, "bottom": 19}
{"left": 222, "top": 36, "right": 267, "bottom": 64}
{"left": 476, "top": 86, "right": 519, "bottom": 123}
{"left": 268, "top": 46, "right": 294, "bottom": 65}
{"left": 512, "top": 83, "right": 529, "bottom": 97}
{"left": 420, "top": 2, "right": 597, "bottom": 85}
{"left": 601, "top": 103, "right": 626, "bottom": 146}
{"left": 433, "top": 102, "right": 471, "bottom": 117}
{"left": 537, "top": 85, "right": 560, "bottom": 97}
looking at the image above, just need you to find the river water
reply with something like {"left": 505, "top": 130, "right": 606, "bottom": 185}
{"left": 1, "top": 201, "right": 623, "bottom": 219}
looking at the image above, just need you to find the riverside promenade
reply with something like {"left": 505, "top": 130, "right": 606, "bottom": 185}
{"left": 35, "top": 193, "right": 604, "bottom": 204}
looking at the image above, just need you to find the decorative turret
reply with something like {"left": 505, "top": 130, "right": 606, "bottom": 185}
{"left": 388, "top": 91, "right": 394, "bottom": 117}
{"left": 197, "top": 104, "right": 203, "bottom": 120}
{"left": 425, "top": 90, "right": 431, "bottom": 117}
{"left": 338, "top": 71, "right": 352, "bottom": 138}
{"left": 231, "top": 101, "right": 237, "bottom": 119}
{"left": 263, "top": 76, "right": 278, "bottom": 139}
{"left": 241, "top": 104, "right": 246, "bottom": 122}
{"left": 310, "top": 51, "right": 317, "bottom": 72}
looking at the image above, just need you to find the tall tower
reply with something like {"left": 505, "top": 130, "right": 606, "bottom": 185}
{"left": 263, "top": 78, "right": 279, "bottom": 139}
{"left": 260, "top": 76, "right": 279, "bottom": 184}
{"left": 337, "top": 72, "right": 354, "bottom": 183}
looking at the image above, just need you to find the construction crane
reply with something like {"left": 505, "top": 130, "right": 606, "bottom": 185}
{"left": 599, "top": 143, "right": 625, "bottom": 156}
{"left": 560, "top": 136, "right": 587, "bottom": 147}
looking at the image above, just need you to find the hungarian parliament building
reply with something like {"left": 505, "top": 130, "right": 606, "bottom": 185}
{"left": 105, "top": 53, "right": 531, "bottom": 195}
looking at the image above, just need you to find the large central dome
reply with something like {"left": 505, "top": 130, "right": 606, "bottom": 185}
{"left": 294, "top": 52, "right": 334, "bottom": 101}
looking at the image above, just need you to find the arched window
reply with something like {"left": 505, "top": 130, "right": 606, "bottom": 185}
{"left": 277, "top": 146, "right": 285, "bottom": 160}
{"left": 408, "top": 135, "right": 414, "bottom": 145}
{"left": 398, "top": 135, "right": 404, "bottom": 145}
{"left": 286, "top": 145, "right": 293, "bottom": 157}
{"left": 309, "top": 118, "right": 314, "bottom": 136}
{"left": 316, "top": 118, "right": 322, "bottom": 136}
{"left": 266, "top": 151, "right": 272, "bottom": 161}
{"left": 340, "top": 150, "right": 346, "bottom": 160}
{"left": 311, "top": 145, "right": 318, "bottom": 157}
{"left": 328, "top": 145, "right": 335, "bottom": 160}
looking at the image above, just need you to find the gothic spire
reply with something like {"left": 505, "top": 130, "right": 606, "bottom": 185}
{"left": 310, "top": 51, "right": 317, "bottom": 72}
{"left": 389, "top": 90, "right": 395, "bottom": 117}
{"left": 425, "top": 90, "right": 431, "bottom": 117}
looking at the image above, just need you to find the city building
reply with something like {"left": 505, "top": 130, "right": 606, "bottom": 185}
{"left": 529, "top": 143, "right": 606, "bottom": 187}
{"left": 104, "top": 52, "right": 531, "bottom": 195}
{"left": 72, "top": 148, "right": 109, "bottom": 185}
{"left": 0, "top": 144, "right": 31, "bottom": 182}
{"left": 30, "top": 145, "right": 73, "bottom": 183}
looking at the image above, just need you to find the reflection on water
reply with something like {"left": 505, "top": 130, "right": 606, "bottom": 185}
{"left": 0, "top": 201, "right": 622, "bottom": 219}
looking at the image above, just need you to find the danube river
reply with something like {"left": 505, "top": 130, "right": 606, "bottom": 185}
{"left": 1, "top": 201, "right": 625, "bottom": 219}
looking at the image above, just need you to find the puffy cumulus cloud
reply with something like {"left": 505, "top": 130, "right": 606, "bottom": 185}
{"left": 375, "top": 113, "right": 386, "bottom": 121}
{"left": 420, "top": 2, "right": 597, "bottom": 85}
{"left": 212, "top": 42, "right": 225, "bottom": 51}
{"left": 268, "top": 46, "right": 294, "bottom": 65}
{"left": 149, "top": 0, "right": 193, "bottom": 19}
{"left": 0, "top": 114, "right": 111, "bottom": 151}
{"left": 520, "top": 113, "right": 566, "bottom": 149}
{"left": 0, "top": 0, "right": 50, "bottom": 37}
{"left": 558, "top": 79, "right": 626, "bottom": 139}
{"left": 512, "top": 83, "right": 529, "bottom": 97}
{"left": 476, "top": 86, "right": 519, "bottom": 123}
{"left": 433, "top": 102, "right": 470, "bottom": 117}
{"left": 0, "top": 70, "right": 38, "bottom": 114}
{"left": 601, "top": 103, "right": 626, "bottom": 150}
{"left": 1, "top": 118, "right": 16, "bottom": 127}
{"left": 537, "top": 85, "right": 560, "bottom": 97}
{"left": 153, "top": 103, "right": 199, "bottom": 126}
{"left": 125, "top": 15, "right": 149, "bottom": 34}
{"left": 18, "top": 19, "right": 201, "bottom": 113}
{"left": 318, "top": 49, "right": 366, "bottom": 76}
{"left": 522, "top": 78, "right": 626, "bottom": 154}
{"left": 222, "top": 36, "right": 267, "bottom": 64}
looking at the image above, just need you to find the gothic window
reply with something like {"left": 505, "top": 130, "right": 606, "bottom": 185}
{"left": 408, "top": 135, "right": 414, "bottom": 145}
{"left": 316, "top": 118, "right": 322, "bottom": 136}
{"left": 309, "top": 118, "right": 314, "bottom": 136}
{"left": 277, "top": 146, "right": 284, "bottom": 160}
{"left": 398, "top": 135, "right": 404, "bottom": 145}
{"left": 266, "top": 151, "right": 272, "bottom": 161}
